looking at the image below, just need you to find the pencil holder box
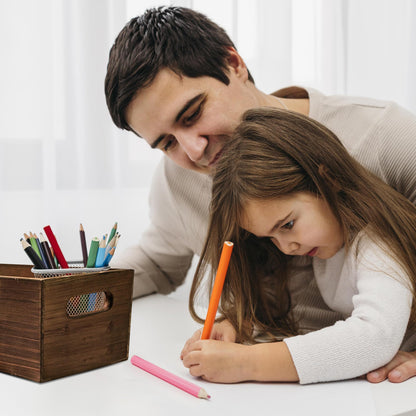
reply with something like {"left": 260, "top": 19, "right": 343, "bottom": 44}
{"left": 0, "top": 263, "right": 134, "bottom": 382}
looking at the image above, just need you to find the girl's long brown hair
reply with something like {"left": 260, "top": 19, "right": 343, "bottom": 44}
{"left": 189, "top": 107, "right": 416, "bottom": 342}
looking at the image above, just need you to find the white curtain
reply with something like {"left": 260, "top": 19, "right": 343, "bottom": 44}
{"left": 1, "top": 0, "right": 415, "bottom": 263}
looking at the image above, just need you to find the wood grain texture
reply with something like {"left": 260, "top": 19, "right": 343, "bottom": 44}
{"left": 0, "top": 264, "right": 133, "bottom": 382}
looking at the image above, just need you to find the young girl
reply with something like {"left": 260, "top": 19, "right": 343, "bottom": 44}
{"left": 180, "top": 107, "right": 416, "bottom": 384}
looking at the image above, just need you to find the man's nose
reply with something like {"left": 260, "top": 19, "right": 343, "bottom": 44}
{"left": 177, "top": 131, "right": 207, "bottom": 162}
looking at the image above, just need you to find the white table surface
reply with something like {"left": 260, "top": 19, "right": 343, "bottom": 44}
{"left": 1, "top": 293, "right": 416, "bottom": 416}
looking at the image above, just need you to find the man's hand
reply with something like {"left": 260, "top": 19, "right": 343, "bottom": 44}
{"left": 367, "top": 350, "right": 416, "bottom": 383}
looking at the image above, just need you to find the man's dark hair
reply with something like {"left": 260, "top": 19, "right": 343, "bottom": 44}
{"left": 105, "top": 6, "right": 254, "bottom": 131}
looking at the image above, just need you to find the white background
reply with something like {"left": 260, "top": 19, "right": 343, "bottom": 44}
{"left": 1, "top": 0, "right": 415, "bottom": 264}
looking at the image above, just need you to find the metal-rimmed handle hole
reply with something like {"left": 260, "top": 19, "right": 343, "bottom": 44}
{"left": 66, "top": 291, "right": 113, "bottom": 317}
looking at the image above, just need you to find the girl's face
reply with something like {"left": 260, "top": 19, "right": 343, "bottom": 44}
{"left": 240, "top": 192, "right": 344, "bottom": 260}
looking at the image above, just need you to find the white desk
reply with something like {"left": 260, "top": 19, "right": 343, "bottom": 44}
{"left": 1, "top": 294, "right": 416, "bottom": 416}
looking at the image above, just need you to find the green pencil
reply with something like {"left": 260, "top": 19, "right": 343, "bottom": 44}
{"left": 107, "top": 222, "right": 118, "bottom": 246}
{"left": 29, "top": 233, "right": 42, "bottom": 258}
{"left": 86, "top": 237, "right": 99, "bottom": 268}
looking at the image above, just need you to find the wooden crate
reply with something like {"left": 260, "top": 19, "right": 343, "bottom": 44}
{"left": 0, "top": 264, "right": 133, "bottom": 382}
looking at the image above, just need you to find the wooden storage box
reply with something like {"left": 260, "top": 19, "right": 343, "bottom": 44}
{"left": 0, "top": 264, "right": 133, "bottom": 382}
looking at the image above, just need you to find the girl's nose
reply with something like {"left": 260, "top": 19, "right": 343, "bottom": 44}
{"left": 273, "top": 237, "right": 300, "bottom": 255}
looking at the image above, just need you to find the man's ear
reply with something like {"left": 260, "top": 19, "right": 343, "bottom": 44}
{"left": 226, "top": 47, "right": 249, "bottom": 80}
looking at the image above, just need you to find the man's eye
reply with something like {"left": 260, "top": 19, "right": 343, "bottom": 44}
{"left": 183, "top": 104, "right": 202, "bottom": 125}
{"left": 282, "top": 220, "right": 294, "bottom": 230}
{"left": 163, "top": 136, "right": 177, "bottom": 152}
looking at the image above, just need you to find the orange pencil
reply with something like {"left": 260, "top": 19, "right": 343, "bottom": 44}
{"left": 201, "top": 241, "right": 234, "bottom": 340}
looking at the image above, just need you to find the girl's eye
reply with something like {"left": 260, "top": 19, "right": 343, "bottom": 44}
{"left": 282, "top": 220, "right": 294, "bottom": 230}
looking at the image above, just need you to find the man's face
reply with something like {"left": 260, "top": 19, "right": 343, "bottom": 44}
{"left": 125, "top": 64, "right": 257, "bottom": 174}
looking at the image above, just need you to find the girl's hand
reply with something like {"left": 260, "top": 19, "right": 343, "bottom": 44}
{"left": 182, "top": 339, "right": 252, "bottom": 383}
{"left": 209, "top": 319, "right": 237, "bottom": 342}
{"left": 180, "top": 320, "right": 237, "bottom": 360}
{"left": 182, "top": 339, "right": 299, "bottom": 383}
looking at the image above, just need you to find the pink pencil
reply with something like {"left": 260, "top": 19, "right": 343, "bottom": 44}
{"left": 131, "top": 355, "right": 210, "bottom": 399}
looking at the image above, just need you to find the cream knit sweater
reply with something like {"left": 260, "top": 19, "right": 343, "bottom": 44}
{"left": 285, "top": 233, "right": 415, "bottom": 384}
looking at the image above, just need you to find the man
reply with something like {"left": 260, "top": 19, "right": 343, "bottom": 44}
{"left": 105, "top": 6, "right": 416, "bottom": 383}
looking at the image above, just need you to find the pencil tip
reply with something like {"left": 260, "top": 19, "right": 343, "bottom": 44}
{"left": 198, "top": 389, "right": 210, "bottom": 399}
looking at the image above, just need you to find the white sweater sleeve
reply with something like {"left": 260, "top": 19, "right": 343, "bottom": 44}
{"left": 283, "top": 239, "right": 413, "bottom": 384}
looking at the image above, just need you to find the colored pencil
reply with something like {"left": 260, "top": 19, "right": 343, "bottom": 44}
{"left": 24, "top": 233, "right": 31, "bottom": 244}
{"left": 49, "top": 246, "right": 59, "bottom": 268}
{"left": 71, "top": 295, "right": 81, "bottom": 309}
{"left": 103, "top": 247, "right": 115, "bottom": 266}
{"left": 104, "top": 233, "right": 116, "bottom": 257}
{"left": 87, "top": 293, "right": 97, "bottom": 312}
{"left": 114, "top": 233, "right": 121, "bottom": 250}
{"left": 106, "top": 233, "right": 120, "bottom": 264}
{"left": 79, "top": 224, "right": 88, "bottom": 266}
{"left": 34, "top": 233, "right": 49, "bottom": 270}
{"left": 39, "top": 233, "right": 55, "bottom": 269}
{"left": 131, "top": 355, "right": 210, "bottom": 399}
{"left": 95, "top": 238, "right": 107, "bottom": 267}
{"left": 43, "top": 225, "right": 69, "bottom": 268}
{"left": 201, "top": 241, "right": 234, "bottom": 340}
{"left": 86, "top": 237, "right": 99, "bottom": 267}
{"left": 107, "top": 222, "right": 117, "bottom": 246}
{"left": 79, "top": 294, "right": 89, "bottom": 312}
{"left": 20, "top": 238, "right": 46, "bottom": 269}
{"left": 29, "top": 233, "right": 42, "bottom": 259}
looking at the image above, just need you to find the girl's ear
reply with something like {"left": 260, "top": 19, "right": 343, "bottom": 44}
{"left": 318, "top": 164, "right": 341, "bottom": 193}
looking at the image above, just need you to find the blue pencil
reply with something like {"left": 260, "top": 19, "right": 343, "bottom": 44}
{"left": 87, "top": 293, "right": 97, "bottom": 312}
{"left": 103, "top": 247, "right": 115, "bottom": 266}
{"left": 95, "top": 241, "right": 107, "bottom": 268}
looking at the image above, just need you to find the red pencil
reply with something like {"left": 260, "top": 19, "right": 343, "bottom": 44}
{"left": 43, "top": 225, "right": 69, "bottom": 268}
